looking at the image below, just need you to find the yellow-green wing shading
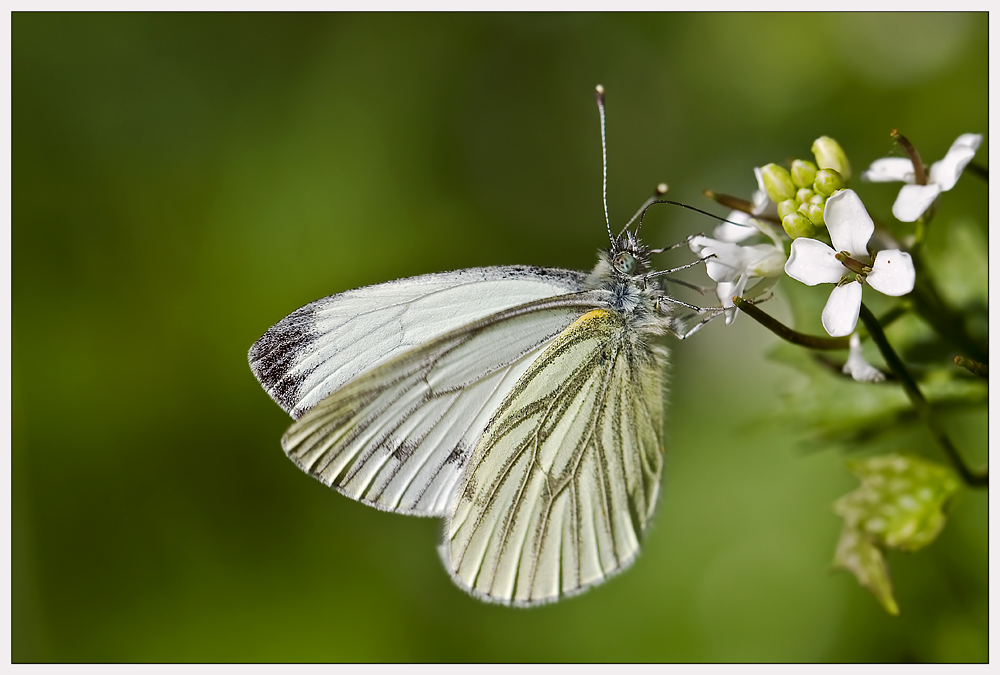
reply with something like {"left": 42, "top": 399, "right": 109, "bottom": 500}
{"left": 446, "top": 309, "right": 667, "bottom": 605}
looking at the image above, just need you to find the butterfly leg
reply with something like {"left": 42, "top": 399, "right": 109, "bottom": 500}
{"left": 644, "top": 255, "right": 712, "bottom": 281}
{"left": 670, "top": 309, "right": 726, "bottom": 340}
{"left": 655, "top": 294, "right": 715, "bottom": 314}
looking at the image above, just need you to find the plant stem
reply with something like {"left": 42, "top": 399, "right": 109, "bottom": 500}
{"left": 731, "top": 297, "right": 850, "bottom": 350}
{"left": 891, "top": 130, "right": 928, "bottom": 185}
{"left": 858, "top": 302, "right": 987, "bottom": 488}
{"left": 954, "top": 356, "right": 988, "bottom": 378}
{"left": 909, "top": 274, "right": 988, "bottom": 363}
{"left": 965, "top": 162, "right": 988, "bottom": 182}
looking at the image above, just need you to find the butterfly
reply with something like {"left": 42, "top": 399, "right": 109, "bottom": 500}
{"left": 248, "top": 86, "right": 717, "bottom": 606}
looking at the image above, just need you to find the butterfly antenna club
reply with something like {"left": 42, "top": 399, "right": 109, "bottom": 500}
{"left": 624, "top": 183, "right": 669, "bottom": 239}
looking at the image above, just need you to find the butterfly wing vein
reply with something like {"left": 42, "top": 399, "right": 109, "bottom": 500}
{"left": 280, "top": 293, "right": 612, "bottom": 516}
{"left": 446, "top": 308, "right": 665, "bottom": 605}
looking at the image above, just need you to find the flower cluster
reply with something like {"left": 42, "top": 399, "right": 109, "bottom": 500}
{"left": 760, "top": 137, "right": 851, "bottom": 240}
{"left": 784, "top": 189, "right": 915, "bottom": 337}
{"left": 695, "top": 131, "right": 982, "bottom": 342}
{"left": 692, "top": 127, "right": 985, "bottom": 617}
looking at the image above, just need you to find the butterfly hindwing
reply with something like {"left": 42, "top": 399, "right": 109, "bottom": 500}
{"left": 446, "top": 308, "right": 666, "bottom": 605}
{"left": 279, "top": 292, "right": 613, "bottom": 516}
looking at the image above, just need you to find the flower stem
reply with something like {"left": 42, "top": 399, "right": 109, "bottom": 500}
{"left": 891, "top": 130, "right": 928, "bottom": 186}
{"left": 965, "top": 162, "right": 988, "bottom": 182}
{"left": 703, "top": 189, "right": 753, "bottom": 214}
{"left": 912, "top": 216, "right": 927, "bottom": 251}
{"left": 731, "top": 297, "right": 850, "bottom": 350}
{"left": 909, "top": 271, "right": 988, "bottom": 363}
{"left": 954, "top": 356, "right": 988, "bottom": 378}
{"left": 858, "top": 302, "right": 988, "bottom": 488}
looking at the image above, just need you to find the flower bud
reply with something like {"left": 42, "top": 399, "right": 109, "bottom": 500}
{"left": 798, "top": 201, "right": 826, "bottom": 227}
{"left": 810, "top": 193, "right": 825, "bottom": 205}
{"left": 777, "top": 198, "right": 800, "bottom": 220}
{"left": 811, "top": 136, "right": 852, "bottom": 181}
{"left": 790, "top": 159, "right": 818, "bottom": 189}
{"left": 814, "top": 168, "right": 846, "bottom": 196}
{"left": 760, "top": 163, "right": 797, "bottom": 202}
{"left": 796, "top": 188, "right": 815, "bottom": 204}
{"left": 782, "top": 212, "right": 816, "bottom": 239}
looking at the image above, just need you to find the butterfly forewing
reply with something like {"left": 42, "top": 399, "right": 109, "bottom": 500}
{"left": 280, "top": 292, "right": 613, "bottom": 516}
{"left": 446, "top": 308, "right": 666, "bottom": 605}
{"left": 249, "top": 267, "right": 591, "bottom": 419}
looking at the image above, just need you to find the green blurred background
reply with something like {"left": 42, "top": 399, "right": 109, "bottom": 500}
{"left": 12, "top": 13, "right": 987, "bottom": 662}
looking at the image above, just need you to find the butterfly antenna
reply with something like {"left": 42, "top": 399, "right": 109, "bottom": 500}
{"left": 639, "top": 199, "right": 756, "bottom": 241}
{"left": 596, "top": 85, "right": 615, "bottom": 248}
{"left": 621, "top": 183, "right": 669, "bottom": 239}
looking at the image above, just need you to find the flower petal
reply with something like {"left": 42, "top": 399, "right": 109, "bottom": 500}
{"left": 693, "top": 239, "right": 743, "bottom": 283}
{"left": 692, "top": 237, "right": 781, "bottom": 284}
{"left": 748, "top": 246, "right": 787, "bottom": 278}
{"left": 715, "top": 279, "right": 737, "bottom": 309}
{"left": 891, "top": 183, "right": 941, "bottom": 222}
{"left": 866, "top": 249, "right": 915, "bottom": 296}
{"left": 712, "top": 210, "right": 757, "bottom": 243}
{"left": 842, "top": 333, "right": 886, "bottom": 383}
{"left": 716, "top": 275, "right": 748, "bottom": 325}
{"left": 861, "top": 157, "right": 916, "bottom": 184}
{"left": 688, "top": 235, "right": 713, "bottom": 256}
{"left": 928, "top": 133, "right": 982, "bottom": 191}
{"left": 822, "top": 282, "right": 863, "bottom": 337}
{"left": 785, "top": 237, "right": 844, "bottom": 285}
{"left": 951, "top": 132, "right": 983, "bottom": 151}
{"left": 824, "top": 189, "right": 874, "bottom": 257}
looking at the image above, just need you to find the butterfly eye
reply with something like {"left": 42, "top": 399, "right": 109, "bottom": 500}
{"left": 614, "top": 251, "right": 637, "bottom": 274}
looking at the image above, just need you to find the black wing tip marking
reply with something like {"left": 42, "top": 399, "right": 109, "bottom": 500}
{"left": 248, "top": 302, "right": 322, "bottom": 412}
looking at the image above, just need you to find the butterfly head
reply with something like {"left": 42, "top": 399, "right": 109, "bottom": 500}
{"left": 610, "top": 229, "right": 652, "bottom": 278}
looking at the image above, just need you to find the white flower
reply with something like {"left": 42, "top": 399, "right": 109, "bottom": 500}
{"left": 784, "top": 189, "right": 915, "bottom": 337}
{"left": 842, "top": 333, "right": 886, "bottom": 383}
{"left": 690, "top": 234, "right": 785, "bottom": 324}
{"left": 861, "top": 133, "right": 982, "bottom": 222}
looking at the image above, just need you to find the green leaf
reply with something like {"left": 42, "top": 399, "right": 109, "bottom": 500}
{"left": 766, "top": 337, "right": 987, "bottom": 446}
{"left": 831, "top": 454, "right": 960, "bottom": 615}
{"left": 832, "top": 525, "right": 899, "bottom": 616}
{"left": 923, "top": 215, "right": 988, "bottom": 311}
{"left": 835, "top": 454, "right": 960, "bottom": 551}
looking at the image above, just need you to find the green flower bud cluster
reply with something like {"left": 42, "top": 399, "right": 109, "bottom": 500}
{"left": 759, "top": 137, "right": 850, "bottom": 240}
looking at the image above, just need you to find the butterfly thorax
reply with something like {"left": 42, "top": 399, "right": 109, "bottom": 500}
{"left": 584, "top": 233, "right": 672, "bottom": 338}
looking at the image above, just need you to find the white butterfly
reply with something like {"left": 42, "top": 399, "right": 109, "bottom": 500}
{"left": 248, "top": 87, "right": 716, "bottom": 606}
